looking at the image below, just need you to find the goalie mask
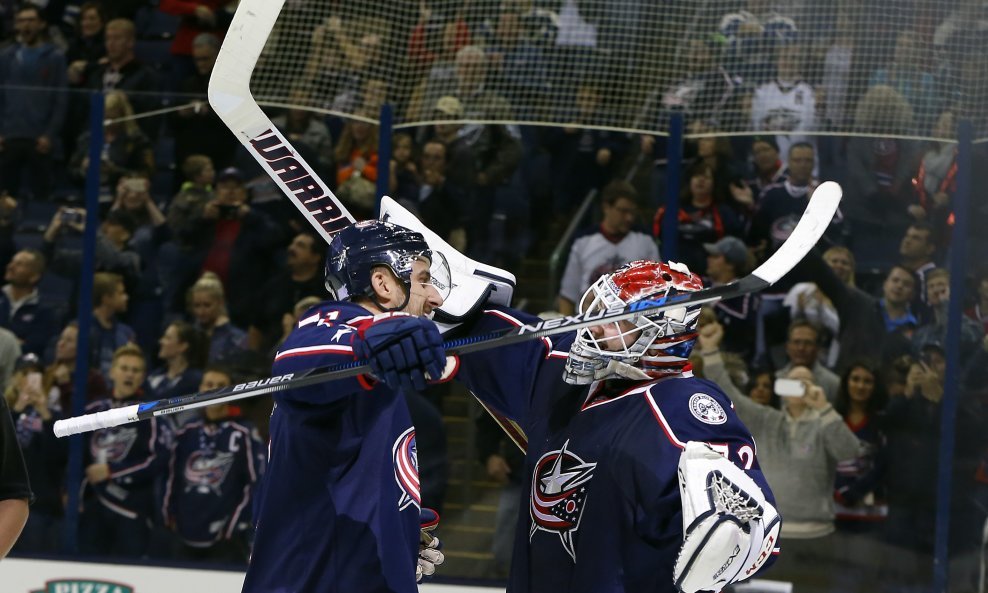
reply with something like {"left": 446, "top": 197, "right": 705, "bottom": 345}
{"left": 563, "top": 260, "right": 704, "bottom": 385}
{"left": 325, "top": 220, "right": 452, "bottom": 314}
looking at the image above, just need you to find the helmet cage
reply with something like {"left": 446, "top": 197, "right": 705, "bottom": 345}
{"left": 569, "top": 260, "right": 703, "bottom": 380}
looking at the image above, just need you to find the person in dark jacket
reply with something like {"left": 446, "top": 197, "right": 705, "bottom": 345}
{"left": 0, "top": 249, "right": 58, "bottom": 358}
{"left": 0, "top": 4, "right": 68, "bottom": 201}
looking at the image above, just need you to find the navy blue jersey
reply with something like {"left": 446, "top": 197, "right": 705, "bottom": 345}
{"left": 163, "top": 417, "right": 265, "bottom": 547}
{"left": 456, "top": 307, "right": 779, "bottom": 593}
{"left": 83, "top": 397, "right": 169, "bottom": 520}
{"left": 242, "top": 301, "right": 422, "bottom": 593}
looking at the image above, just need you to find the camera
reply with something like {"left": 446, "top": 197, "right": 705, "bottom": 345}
{"left": 60, "top": 208, "right": 84, "bottom": 226}
{"left": 774, "top": 377, "right": 806, "bottom": 398}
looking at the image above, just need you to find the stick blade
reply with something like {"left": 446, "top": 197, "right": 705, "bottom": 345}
{"left": 750, "top": 181, "right": 842, "bottom": 286}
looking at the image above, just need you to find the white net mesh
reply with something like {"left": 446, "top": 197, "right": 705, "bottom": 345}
{"left": 710, "top": 471, "right": 763, "bottom": 522}
{"left": 247, "top": 0, "right": 988, "bottom": 141}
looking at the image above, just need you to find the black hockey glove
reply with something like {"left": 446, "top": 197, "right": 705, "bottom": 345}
{"left": 354, "top": 315, "right": 445, "bottom": 393}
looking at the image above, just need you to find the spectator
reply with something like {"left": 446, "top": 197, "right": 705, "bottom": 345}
{"left": 430, "top": 95, "right": 521, "bottom": 261}
{"left": 453, "top": 45, "right": 515, "bottom": 121}
{"left": 784, "top": 245, "right": 855, "bottom": 369}
{"left": 172, "top": 33, "right": 238, "bottom": 175}
{"left": 247, "top": 232, "right": 327, "bottom": 354}
{"left": 636, "top": 35, "right": 742, "bottom": 132}
{"left": 557, "top": 181, "right": 657, "bottom": 315}
{"left": 171, "top": 167, "right": 281, "bottom": 326}
{"left": 47, "top": 321, "right": 107, "bottom": 413}
{"left": 704, "top": 236, "right": 758, "bottom": 361}
{"left": 845, "top": 85, "right": 921, "bottom": 232}
{"left": 543, "top": 83, "right": 628, "bottom": 215}
{"left": 0, "top": 4, "right": 68, "bottom": 201}
{"left": 66, "top": 2, "right": 106, "bottom": 86}
{"left": 965, "top": 272, "right": 988, "bottom": 334}
{"left": 405, "top": 16, "right": 472, "bottom": 122}
{"left": 146, "top": 321, "right": 206, "bottom": 428}
{"left": 409, "top": 140, "right": 468, "bottom": 252}
{"left": 750, "top": 143, "right": 837, "bottom": 259}
{"left": 750, "top": 43, "right": 816, "bottom": 170}
{"left": 911, "top": 110, "right": 958, "bottom": 245}
{"left": 70, "top": 90, "right": 154, "bottom": 195}
{"left": 167, "top": 154, "right": 216, "bottom": 248}
{"left": 869, "top": 30, "right": 938, "bottom": 130}
{"left": 746, "top": 364, "right": 780, "bottom": 408}
{"left": 82, "top": 18, "right": 160, "bottom": 137}
{"left": 652, "top": 160, "right": 744, "bottom": 275}
{"left": 911, "top": 268, "right": 983, "bottom": 363}
{"left": 776, "top": 319, "right": 841, "bottom": 402}
{"left": 897, "top": 221, "right": 937, "bottom": 311}
{"left": 89, "top": 272, "right": 136, "bottom": 377}
{"left": 831, "top": 361, "right": 889, "bottom": 593}
{"left": 879, "top": 265, "right": 918, "bottom": 335}
{"left": 743, "top": 136, "right": 788, "bottom": 200}
{"left": 787, "top": 248, "right": 894, "bottom": 371}
{"left": 718, "top": 0, "right": 798, "bottom": 85}
{"left": 686, "top": 121, "right": 745, "bottom": 209}
{"left": 163, "top": 366, "right": 265, "bottom": 562}
{"left": 80, "top": 344, "right": 167, "bottom": 558}
{"left": 0, "top": 377, "right": 30, "bottom": 558}
{"left": 188, "top": 272, "right": 248, "bottom": 366}
{"left": 159, "top": 0, "right": 229, "bottom": 79}
{"left": 698, "top": 320, "right": 860, "bottom": 593}
{"left": 483, "top": 3, "right": 550, "bottom": 116}
{"left": 0, "top": 249, "right": 58, "bottom": 357}
{"left": 389, "top": 132, "right": 419, "bottom": 202}
{"left": 42, "top": 206, "right": 142, "bottom": 293}
{"left": 272, "top": 90, "right": 333, "bottom": 174}
{"left": 6, "top": 354, "right": 66, "bottom": 554}
{"left": 334, "top": 111, "right": 379, "bottom": 220}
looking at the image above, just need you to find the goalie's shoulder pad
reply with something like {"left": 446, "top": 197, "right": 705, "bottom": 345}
{"left": 644, "top": 381, "right": 744, "bottom": 447}
{"left": 673, "top": 442, "right": 781, "bottom": 593}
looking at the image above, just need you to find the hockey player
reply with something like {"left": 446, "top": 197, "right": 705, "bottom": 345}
{"left": 454, "top": 260, "right": 782, "bottom": 593}
{"left": 163, "top": 366, "right": 265, "bottom": 562}
{"left": 80, "top": 344, "right": 169, "bottom": 558}
{"left": 241, "top": 220, "right": 447, "bottom": 593}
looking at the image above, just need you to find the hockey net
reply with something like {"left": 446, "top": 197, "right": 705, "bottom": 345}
{"left": 248, "top": 0, "right": 988, "bottom": 141}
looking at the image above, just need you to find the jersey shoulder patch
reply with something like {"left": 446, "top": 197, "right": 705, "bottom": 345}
{"left": 644, "top": 377, "right": 742, "bottom": 449}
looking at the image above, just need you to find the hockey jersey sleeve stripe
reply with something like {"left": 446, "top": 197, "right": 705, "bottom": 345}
{"left": 644, "top": 389, "right": 687, "bottom": 449}
{"left": 225, "top": 483, "right": 252, "bottom": 539}
{"left": 96, "top": 492, "right": 138, "bottom": 520}
{"left": 274, "top": 344, "right": 354, "bottom": 361}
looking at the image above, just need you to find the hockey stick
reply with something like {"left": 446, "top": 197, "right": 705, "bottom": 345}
{"left": 52, "top": 183, "right": 841, "bottom": 439}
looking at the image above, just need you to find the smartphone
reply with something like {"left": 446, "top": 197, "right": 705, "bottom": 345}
{"left": 774, "top": 377, "right": 806, "bottom": 398}
{"left": 26, "top": 371, "right": 42, "bottom": 392}
{"left": 60, "top": 208, "right": 83, "bottom": 225}
{"left": 123, "top": 178, "right": 146, "bottom": 192}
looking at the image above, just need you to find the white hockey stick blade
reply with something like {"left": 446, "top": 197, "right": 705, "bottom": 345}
{"left": 208, "top": 0, "right": 355, "bottom": 241}
{"left": 749, "top": 181, "right": 842, "bottom": 286}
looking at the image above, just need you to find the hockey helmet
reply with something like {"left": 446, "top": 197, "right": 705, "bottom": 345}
{"left": 564, "top": 260, "right": 705, "bottom": 385}
{"left": 325, "top": 220, "right": 451, "bottom": 305}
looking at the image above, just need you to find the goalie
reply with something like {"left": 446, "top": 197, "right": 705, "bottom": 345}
{"left": 449, "top": 260, "right": 782, "bottom": 593}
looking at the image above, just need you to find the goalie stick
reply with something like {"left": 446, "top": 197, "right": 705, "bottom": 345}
{"left": 52, "top": 182, "right": 841, "bottom": 440}
{"left": 207, "top": 0, "right": 527, "bottom": 448}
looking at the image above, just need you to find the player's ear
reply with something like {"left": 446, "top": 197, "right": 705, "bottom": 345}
{"left": 369, "top": 267, "right": 399, "bottom": 305}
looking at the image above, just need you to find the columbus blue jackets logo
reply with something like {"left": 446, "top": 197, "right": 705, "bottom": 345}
{"left": 91, "top": 427, "right": 139, "bottom": 463}
{"left": 529, "top": 440, "right": 597, "bottom": 561}
{"left": 689, "top": 393, "right": 727, "bottom": 424}
{"left": 184, "top": 450, "right": 236, "bottom": 494}
{"left": 392, "top": 427, "right": 420, "bottom": 511}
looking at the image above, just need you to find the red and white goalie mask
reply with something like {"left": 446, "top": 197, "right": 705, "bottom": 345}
{"left": 563, "top": 260, "right": 705, "bottom": 385}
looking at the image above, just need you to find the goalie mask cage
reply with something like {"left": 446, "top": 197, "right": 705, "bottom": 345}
{"left": 247, "top": 0, "right": 988, "bottom": 143}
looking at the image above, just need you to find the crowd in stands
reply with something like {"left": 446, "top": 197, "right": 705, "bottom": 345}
{"left": 0, "top": 0, "right": 987, "bottom": 588}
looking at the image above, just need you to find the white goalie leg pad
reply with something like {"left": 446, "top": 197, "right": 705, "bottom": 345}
{"left": 673, "top": 442, "right": 781, "bottom": 593}
{"left": 379, "top": 197, "right": 516, "bottom": 332}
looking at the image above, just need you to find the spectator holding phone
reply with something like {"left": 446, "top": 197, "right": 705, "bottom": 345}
{"left": 5, "top": 353, "right": 66, "bottom": 554}
{"left": 698, "top": 316, "right": 860, "bottom": 592}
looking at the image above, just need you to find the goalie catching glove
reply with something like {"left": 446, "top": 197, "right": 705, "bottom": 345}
{"left": 417, "top": 507, "right": 445, "bottom": 582}
{"left": 673, "top": 442, "right": 781, "bottom": 593}
{"left": 353, "top": 314, "right": 446, "bottom": 392}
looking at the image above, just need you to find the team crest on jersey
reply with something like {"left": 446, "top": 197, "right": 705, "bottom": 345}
{"left": 392, "top": 427, "right": 420, "bottom": 511}
{"left": 529, "top": 440, "right": 596, "bottom": 561}
{"left": 184, "top": 450, "right": 235, "bottom": 495}
{"left": 689, "top": 393, "right": 727, "bottom": 425}
{"left": 91, "top": 427, "right": 139, "bottom": 463}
